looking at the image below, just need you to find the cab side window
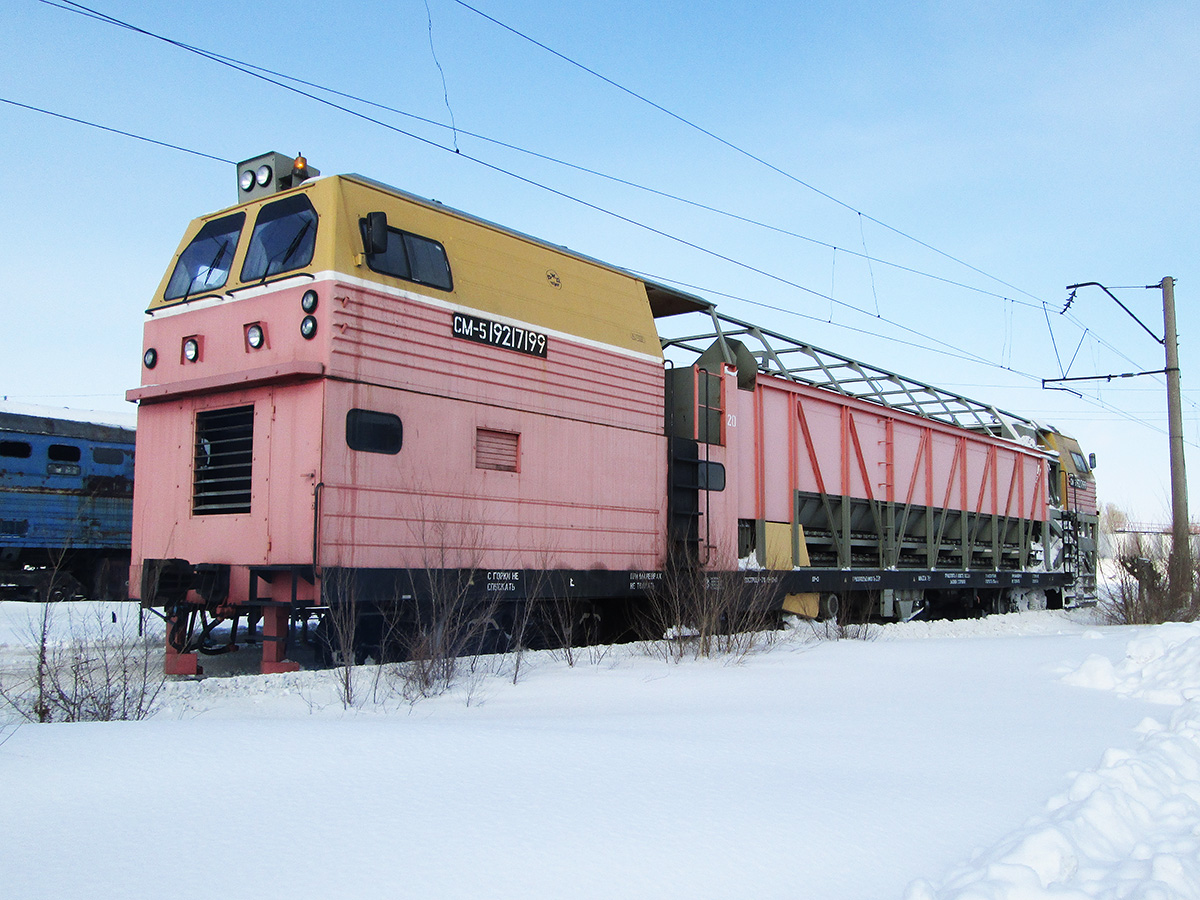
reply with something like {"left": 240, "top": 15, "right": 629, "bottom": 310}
{"left": 358, "top": 219, "right": 452, "bottom": 292}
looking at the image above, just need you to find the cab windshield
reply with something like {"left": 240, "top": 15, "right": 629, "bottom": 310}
{"left": 163, "top": 212, "right": 246, "bottom": 301}
{"left": 240, "top": 194, "right": 318, "bottom": 282}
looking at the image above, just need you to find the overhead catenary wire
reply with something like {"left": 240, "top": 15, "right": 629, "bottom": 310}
{"left": 448, "top": 0, "right": 1047, "bottom": 305}
{"left": 27, "top": 0, "right": 1170, "bottom": 401}
{"left": 30, "top": 0, "right": 1028, "bottom": 373}
{"left": 0, "top": 89, "right": 1035, "bottom": 378}
{"left": 644, "top": 268, "right": 1199, "bottom": 447}
{"left": 0, "top": 96, "right": 233, "bottom": 164}
{"left": 2, "top": 98, "right": 1184, "bottom": 447}
{"left": 36, "top": 0, "right": 1162, "bottom": 390}
{"left": 32, "top": 1, "right": 1041, "bottom": 312}
{"left": 447, "top": 0, "right": 1175, "bottom": 384}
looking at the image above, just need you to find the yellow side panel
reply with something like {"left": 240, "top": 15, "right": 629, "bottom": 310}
{"left": 769, "top": 521, "right": 818, "bottom": 617}
{"left": 782, "top": 593, "right": 820, "bottom": 618}
{"left": 333, "top": 179, "right": 662, "bottom": 356}
{"left": 764, "top": 520, "right": 819, "bottom": 616}
{"left": 763, "top": 521, "right": 794, "bottom": 568}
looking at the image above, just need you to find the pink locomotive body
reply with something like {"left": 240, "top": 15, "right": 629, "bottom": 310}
{"left": 129, "top": 155, "right": 1090, "bottom": 673}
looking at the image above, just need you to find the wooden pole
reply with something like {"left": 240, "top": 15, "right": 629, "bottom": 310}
{"left": 1161, "top": 276, "right": 1192, "bottom": 609}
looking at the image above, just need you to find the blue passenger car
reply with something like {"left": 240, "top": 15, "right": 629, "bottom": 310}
{"left": 0, "top": 409, "right": 135, "bottom": 600}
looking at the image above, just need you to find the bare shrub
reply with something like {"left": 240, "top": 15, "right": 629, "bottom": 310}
{"left": 801, "top": 612, "right": 877, "bottom": 642}
{"left": 797, "top": 591, "right": 878, "bottom": 641}
{"left": 0, "top": 603, "right": 164, "bottom": 723}
{"left": 545, "top": 599, "right": 581, "bottom": 668}
{"left": 390, "top": 569, "right": 504, "bottom": 701}
{"left": 507, "top": 598, "right": 536, "bottom": 684}
{"left": 319, "top": 568, "right": 360, "bottom": 709}
{"left": 640, "top": 561, "right": 782, "bottom": 663}
{"left": 1102, "top": 532, "right": 1200, "bottom": 625}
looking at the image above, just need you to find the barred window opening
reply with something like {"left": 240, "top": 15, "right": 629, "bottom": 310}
{"left": 193, "top": 405, "right": 253, "bottom": 515}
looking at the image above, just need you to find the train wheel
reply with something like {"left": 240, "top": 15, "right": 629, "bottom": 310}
{"left": 819, "top": 593, "right": 840, "bottom": 621}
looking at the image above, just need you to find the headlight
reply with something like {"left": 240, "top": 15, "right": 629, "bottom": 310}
{"left": 239, "top": 169, "right": 255, "bottom": 192}
{"left": 301, "top": 289, "right": 319, "bottom": 313}
{"left": 246, "top": 324, "right": 265, "bottom": 349}
{"left": 300, "top": 316, "right": 317, "bottom": 340}
{"left": 255, "top": 164, "right": 272, "bottom": 187}
{"left": 183, "top": 338, "right": 200, "bottom": 362}
{"left": 143, "top": 348, "right": 157, "bottom": 369}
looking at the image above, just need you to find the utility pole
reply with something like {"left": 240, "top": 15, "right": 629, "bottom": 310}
{"left": 1161, "top": 276, "right": 1191, "bottom": 608}
{"left": 1049, "top": 278, "right": 1192, "bottom": 611}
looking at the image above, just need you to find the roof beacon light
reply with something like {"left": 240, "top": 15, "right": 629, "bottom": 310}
{"left": 292, "top": 153, "right": 311, "bottom": 181}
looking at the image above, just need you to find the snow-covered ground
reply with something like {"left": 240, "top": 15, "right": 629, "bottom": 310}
{"left": 1, "top": 602, "right": 1197, "bottom": 899}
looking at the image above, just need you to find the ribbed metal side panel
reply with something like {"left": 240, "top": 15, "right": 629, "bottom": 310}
{"left": 328, "top": 287, "right": 664, "bottom": 434}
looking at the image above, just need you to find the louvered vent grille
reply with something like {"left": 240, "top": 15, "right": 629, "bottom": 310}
{"left": 476, "top": 429, "right": 519, "bottom": 472}
{"left": 193, "top": 405, "right": 254, "bottom": 515}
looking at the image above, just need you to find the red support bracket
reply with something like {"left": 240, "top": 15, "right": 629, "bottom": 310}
{"left": 259, "top": 603, "right": 299, "bottom": 674}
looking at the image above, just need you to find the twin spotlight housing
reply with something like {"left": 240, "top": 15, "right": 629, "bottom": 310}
{"left": 235, "top": 152, "right": 319, "bottom": 201}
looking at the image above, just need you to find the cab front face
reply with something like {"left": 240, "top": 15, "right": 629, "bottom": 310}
{"left": 1041, "top": 430, "right": 1097, "bottom": 517}
{"left": 150, "top": 176, "right": 332, "bottom": 316}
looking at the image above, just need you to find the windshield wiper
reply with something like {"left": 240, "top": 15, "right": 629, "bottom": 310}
{"left": 262, "top": 219, "right": 312, "bottom": 282}
{"left": 183, "top": 240, "right": 229, "bottom": 304}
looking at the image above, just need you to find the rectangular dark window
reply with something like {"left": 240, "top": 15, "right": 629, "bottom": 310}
{"left": 698, "top": 460, "right": 726, "bottom": 491}
{"left": 193, "top": 405, "right": 254, "bottom": 515}
{"left": 476, "top": 429, "right": 519, "bottom": 472}
{"left": 48, "top": 444, "right": 81, "bottom": 462}
{"left": 346, "top": 409, "right": 402, "bottom": 454}
{"left": 93, "top": 447, "right": 127, "bottom": 466}
{"left": 0, "top": 441, "right": 31, "bottom": 458}
{"left": 359, "top": 220, "right": 453, "bottom": 291}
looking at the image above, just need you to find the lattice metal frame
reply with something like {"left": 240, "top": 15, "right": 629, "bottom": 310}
{"left": 659, "top": 306, "right": 1036, "bottom": 441}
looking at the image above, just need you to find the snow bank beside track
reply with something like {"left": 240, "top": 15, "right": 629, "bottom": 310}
{"left": 908, "top": 623, "right": 1200, "bottom": 900}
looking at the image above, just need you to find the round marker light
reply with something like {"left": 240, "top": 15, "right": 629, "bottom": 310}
{"left": 239, "top": 169, "right": 255, "bottom": 192}
{"left": 300, "top": 316, "right": 318, "bottom": 340}
{"left": 255, "top": 164, "right": 273, "bottom": 187}
{"left": 143, "top": 348, "right": 157, "bottom": 369}
{"left": 301, "top": 289, "right": 319, "bottom": 313}
{"left": 183, "top": 338, "right": 199, "bottom": 362}
{"left": 247, "top": 324, "right": 265, "bottom": 349}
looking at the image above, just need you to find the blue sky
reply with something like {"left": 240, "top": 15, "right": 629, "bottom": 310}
{"left": 2, "top": 0, "right": 1197, "bottom": 521}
